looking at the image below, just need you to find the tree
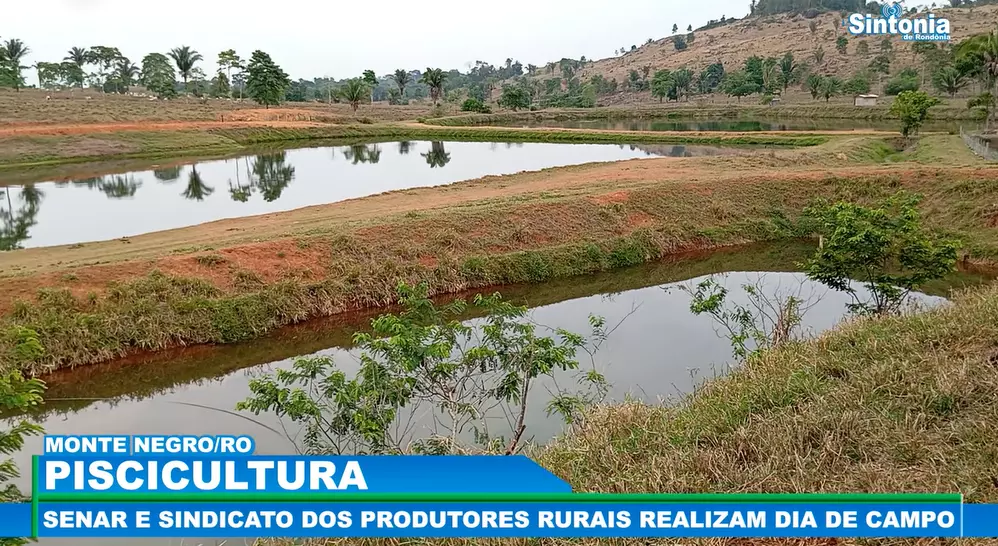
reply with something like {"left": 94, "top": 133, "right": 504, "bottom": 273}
{"left": 420, "top": 67, "right": 446, "bottom": 105}
{"left": 651, "top": 69, "right": 673, "bottom": 102}
{"left": 245, "top": 50, "right": 291, "bottom": 108}
{"left": 362, "top": 69, "right": 378, "bottom": 102}
{"left": 698, "top": 62, "right": 725, "bottom": 94}
{"left": 812, "top": 46, "right": 826, "bottom": 65}
{"left": 844, "top": 72, "right": 872, "bottom": 94}
{"left": 64, "top": 46, "right": 87, "bottom": 87}
{"left": 806, "top": 73, "right": 823, "bottom": 100}
{"left": 0, "top": 368, "right": 45, "bottom": 546}
{"left": 869, "top": 54, "right": 891, "bottom": 76}
{"left": 672, "top": 67, "right": 694, "bottom": 100}
{"left": 217, "top": 49, "right": 243, "bottom": 98}
{"left": 237, "top": 283, "right": 595, "bottom": 455}
{"left": 391, "top": 69, "right": 411, "bottom": 99}
{"left": 497, "top": 85, "right": 531, "bottom": 111}
{"left": 687, "top": 24, "right": 693, "bottom": 32}
{"left": 86, "top": 46, "right": 122, "bottom": 91}
{"left": 819, "top": 75, "right": 842, "bottom": 101}
{"left": 339, "top": 78, "right": 370, "bottom": 112}
{"left": 673, "top": 35, "right": 688, "bottom": 51}
{"left": 884, "top": 68, "right": 921, "bottom": 95}
{"left": 113, "top": 57, "right": 139, "bottom": 93}
{"left": 890, "top": 90, "right": 941, "bottom": 138}
{"left": 955, "top": 27, "right": 998, "bottom": 128}
{"left": 141, "top": 53, "right": 177, "bottom": 98}
{"left": 2, "top": 39, "right": 30, "bottom": 91}
{"left": 932, "top": 66, "right": 967, "bottom": 97}
{"left": 211, "top": 70, "right": 231, "bottom": 98}
{"left": 721, "top": 70, "right": 759, "bottom": 101}
{"left": 168, "top": 45, "right": 203, "bottom": 94}
{"left": 836, "top": 36, "right": 848, "bottom": 55}
{"left": 803, "top": 193, "right": 958, "bottom": 316}
{"left": 778, "top": 52, "right": 800, "bottom": 92}
{"left": 460, "top": 97, "right": 491, "bottom": 113}
{"left": 672, "top": 23, "right": 679, "bottom": 34}
{"left": 856, "top": 41, "right": 870, "bottom": 55}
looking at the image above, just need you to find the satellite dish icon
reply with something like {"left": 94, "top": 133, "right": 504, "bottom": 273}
{"left": 881, "top": 2, "right": 903, "bottom": 19}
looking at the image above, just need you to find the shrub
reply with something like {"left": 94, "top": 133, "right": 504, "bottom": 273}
{"left": 460, "top": 98, "right": 491, "bottom": 114}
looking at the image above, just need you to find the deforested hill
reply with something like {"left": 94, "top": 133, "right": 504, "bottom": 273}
{"left": 550, "top": 3, "right": 998, "bottom": 102}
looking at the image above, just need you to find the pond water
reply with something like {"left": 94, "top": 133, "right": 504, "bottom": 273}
{"left": 494, "top": 118, "right": 973, "bottom": 134}
{"left": 4, "top": 242, "right": 993, "bottom": 545}
{"left": 0, "top": 140, "right": 752, "bottom": 250}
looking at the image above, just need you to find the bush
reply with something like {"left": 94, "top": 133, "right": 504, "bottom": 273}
{"left": 460, "top": 98, "right": 491, "bottom": 114}
{"left": 884, "top": 75, "right": 920, "bottom": 96}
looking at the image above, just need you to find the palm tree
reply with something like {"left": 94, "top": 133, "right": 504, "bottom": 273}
{"left": 116, "top": 58, "right": 140, "bottom": 93}
{"left": 168, "top": 45, "right": 203, "bottom": 94}
{"left": 3, "top": 39, "right": 30, "bottom": 91}
{"left": 419, "top": 68, "right": 446, "bottom": 106}
{"left": 339, "top": 78, "right": 369, "bottom": 112}
{"left": 958, "top": 27, "right": 998, "bottom": 128}
{"left": 65, "top": 47, "right": 87, "bottom": 67}
{"left": 932, "top": 66, "right": 968, "bottom": 97}
{"left": 391, "top": 69, "right": 411, "bottom": 100}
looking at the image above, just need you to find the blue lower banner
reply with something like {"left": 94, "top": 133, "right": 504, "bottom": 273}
{"left": 29, "top": 502, "right": 998, "bottom": 538}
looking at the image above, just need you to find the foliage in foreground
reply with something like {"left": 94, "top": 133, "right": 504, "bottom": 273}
{"left": 0, "top": 368, "right": 45, "bottom": 546}
{"left": 237, "top": 283, "right": 607, "bottom": 455}
{"left": 803, "top": 192, "right": 959, "bottom": 316}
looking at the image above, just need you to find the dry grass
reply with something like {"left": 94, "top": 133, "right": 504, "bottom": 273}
{"left": 0, "top": 89, "right": 439, "bottom": 125}
{"left": 258, "top": 284, "right": 998, "bottom": 545}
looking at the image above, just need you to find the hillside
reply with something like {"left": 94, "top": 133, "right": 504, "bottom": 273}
{"left": 552, "top": 4, "right": 998, "bottom": 100}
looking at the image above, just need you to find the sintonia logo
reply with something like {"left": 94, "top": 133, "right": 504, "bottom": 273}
{"left": 845, "top": 3, "right": 951, "bottom": 42}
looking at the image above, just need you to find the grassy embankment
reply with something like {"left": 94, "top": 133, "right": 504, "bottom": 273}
{"left": 0, "top": 124, "right": 827, "bottom": 174}
{"left": 1, "top": 135, "right": 996, "bottom": 375}
{"left": 261, "top": 281, "right": 998, "bottom": 546}
{"left": 423, "top": 103, "right": 983, "bottom": 126}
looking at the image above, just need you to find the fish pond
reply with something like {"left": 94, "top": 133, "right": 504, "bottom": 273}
{"left": 5, "top": 241, "right": 994, "bottom": 545}
{"left": 0, "top": 140, "right": 756, "bottom": 250}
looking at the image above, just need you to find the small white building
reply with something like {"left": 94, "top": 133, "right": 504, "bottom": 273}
{"left": 855, "top": 94, "right": 879, "bottom": 107}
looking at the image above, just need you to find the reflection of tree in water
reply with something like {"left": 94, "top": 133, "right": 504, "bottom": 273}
{"left": 504, "top": 142, "right": 523, "bottom": 149}
{"left": 0, "top": 184, "right": 43, "bottom": 251}
{"left": 182, "top": 165, "right": 214, "bottom": 201}
{"left": 397, "top": 141, "right": 413, "bottom": 155}
{"left": 422, "top": 141, "right": 451, "bottom": 168}
{"left": 227, "top": 153, "right": 296, "bottom": 203}
{"left": 341, "top": 144, "right": 382, "bottom": 165}
{"left": 251, "top": 152, "right": 295, "bottom": 202}
{"left": 60, "top": 176, "right": 141, "bottom": 199}
{"left": 153, "top": 166, "right": 183, "bottom": 183}
{"left": 670, "top": 145, "right": 690, "bottom": 157}
{"left": 99, "top": 175, "right": 142, "bottom": 198}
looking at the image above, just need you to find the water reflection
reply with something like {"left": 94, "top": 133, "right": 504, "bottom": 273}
{"left": 2, "top": 141, "right": 756, "bottom": 249}
{"left": 0, "top": 184, "right": 42, "bottom": 250}
{"left": 422, "top": 141, "right": 451, "bottom": 168}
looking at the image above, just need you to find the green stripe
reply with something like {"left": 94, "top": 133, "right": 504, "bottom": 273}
{"left": 31, "top": 455, "right": 38, "bottom": 539}
{"left": 36, "top": 492, "right": 961, "bottom": 503}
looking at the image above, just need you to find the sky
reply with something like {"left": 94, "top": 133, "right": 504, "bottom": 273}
{"left": 6, "top": 0, "right": 752, "bottom": 81}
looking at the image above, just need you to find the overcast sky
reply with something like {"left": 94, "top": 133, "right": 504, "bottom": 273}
{"left": 7, "top": 0, "right": 752, "bottom": 80}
